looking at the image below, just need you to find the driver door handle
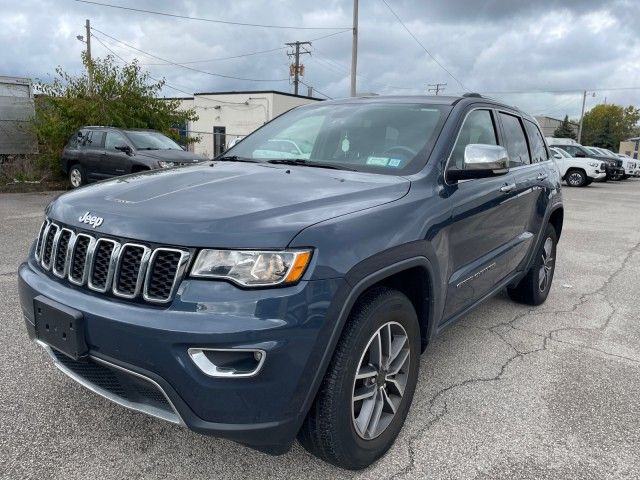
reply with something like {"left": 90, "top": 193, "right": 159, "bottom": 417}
{"left": 536, "top": 172, "right": 548, "bottom": 181}
{"left": 500, "top": 183, "right": 516, "bottom": 193}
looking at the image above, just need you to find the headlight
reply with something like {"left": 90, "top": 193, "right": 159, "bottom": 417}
{"left": 588, "top": 162, "right": 599, "bottom": 167}
{"left": 158, "top": 161, "right": 174, "bottom": 168}
{"left": 190, "top": 249, "right": 312, "bottom": 286}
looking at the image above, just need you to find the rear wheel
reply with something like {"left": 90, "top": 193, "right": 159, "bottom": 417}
{"left": 298, "top": 287, "right": 420, "bottom": 470}
{"left": 565, "top": 169, "right": 586, "bottom": 187}
{"left": 508, "top": 223, "right": 557, "bottom": 305}
{"left": 68, "top": 164, "right": 86, "bottom": 188}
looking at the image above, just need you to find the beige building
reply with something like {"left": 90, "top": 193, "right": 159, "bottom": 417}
{"left": 619, "top": 138, "right": 639, "bottom": 159}
{"left": 534, "top": 116, "right": 579, "bottom": 137}
{"left": 169, "top": 90, "right": 321, "bottom": 158}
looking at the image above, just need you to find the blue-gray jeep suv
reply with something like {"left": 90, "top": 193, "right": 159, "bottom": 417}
{"left": 18, "top": 94, "right": 563, "bottom": 470}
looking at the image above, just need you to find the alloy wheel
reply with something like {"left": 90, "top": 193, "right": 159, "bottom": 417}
{"left": 70, "top": 168, "right": 82, "bottom": 188}
{"left": 538, "top": 237, "right": 554, "bottom": 292}
{"left": 351, "top": 321, "right": 410, "bottom": 440}
{"left": 567, "top": 172, "right": 583, "bottom": 186}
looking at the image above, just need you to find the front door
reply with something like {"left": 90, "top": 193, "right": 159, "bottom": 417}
{"left": 442, "top": 108, "right": 524, "bottom": 320}
{"left": 103, "top": 130, "right": 132, "bottom": 176}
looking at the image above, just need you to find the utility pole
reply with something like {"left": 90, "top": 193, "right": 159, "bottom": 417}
{"left": 350, "top": 0, "right": 358, "bottom": 97}
{"left": 577, "top": 90, "right": 587, "bottom": 143}
{"left": 85, "top": 19, "right": 93, "bottom": 94}
{"left": 428, "top": 83, "right": 447, "bottom": 95}
{"left": 286, "top": 41, "right": 311, "bottom": 95}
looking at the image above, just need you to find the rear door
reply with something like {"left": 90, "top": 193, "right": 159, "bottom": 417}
{"left": 497, "top": 113, "right": 550, "bottom": 273}
{"left": 443, "top": 108, "right": 521, "bottom": 319}
{"left": 80, "top": 130, "right": 106, "bottom": 181}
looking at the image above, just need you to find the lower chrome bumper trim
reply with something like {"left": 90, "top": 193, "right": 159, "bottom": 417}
{"left": 36, "top": 339, "right": 184, "bottom": 426}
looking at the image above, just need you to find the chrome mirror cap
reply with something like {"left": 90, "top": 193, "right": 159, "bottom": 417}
{"left": 464, "top": 144, "right": 509, "bottom": 172}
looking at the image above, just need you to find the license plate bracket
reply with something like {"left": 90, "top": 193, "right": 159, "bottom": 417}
{"left": 34, "top": 296, "right": 87, "bottom": 360}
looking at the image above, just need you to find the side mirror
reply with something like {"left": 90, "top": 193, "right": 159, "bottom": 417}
{"left": 115, "top": 144, "right": 132, "bottom": 154}
{"left": 447, "top": 144, "right": 509, "bottom": 182}
{"left": 553, "top": 153, "right": 562, "bottom": 160}
{"left": 575, "top": 152, "right": 585, "bottom": 157}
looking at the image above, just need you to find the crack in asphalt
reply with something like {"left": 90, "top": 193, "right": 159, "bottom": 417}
{"left": 389, "top": 239, "right": 640, "bottom": 480}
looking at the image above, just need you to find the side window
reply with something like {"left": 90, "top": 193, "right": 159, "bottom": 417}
{"left": 450, "top": 109, "right": 498, "bottom": 169}
{"left": 104, "top": 131, "right": 127, "bottom": 151}
{"left": 83, "top": 131, "right": 104, "bottom": 148}
{"left": 524, "top": 120, "right": 548, "bottom": 163}
{"left": 499, "top": 113, "right": 531, "bottom": 167}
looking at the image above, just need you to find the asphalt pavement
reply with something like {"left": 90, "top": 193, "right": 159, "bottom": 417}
{"left": 1, "top": 180, "right": 639, "bottom": 479}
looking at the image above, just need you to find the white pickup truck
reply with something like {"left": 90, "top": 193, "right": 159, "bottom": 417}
{"left": 617, "top": 154, "right": 639, "bottom": 177}
{"left": 549, "top": 146, "right": 607, "bottom": 187}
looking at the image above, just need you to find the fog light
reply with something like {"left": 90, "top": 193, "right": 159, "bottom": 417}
{"left": 188, "top": 348, "right": 266, "bottom": 378}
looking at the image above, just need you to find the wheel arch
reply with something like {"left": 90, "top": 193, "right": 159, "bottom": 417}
{"left": 298, "top": 255, "right": 440, "bottom": 423}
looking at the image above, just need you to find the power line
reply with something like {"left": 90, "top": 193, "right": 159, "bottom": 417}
{"left": 379, "top": 0, "right": 466, "bottom": 91}
{"left": 75, "top": 0, "right": 350, "bottom": 30}
{"left": 138, "top": 29, "right": 350, "bottom": 66}
{"left": 91, "top": 28, "right": 289, "bottom": 82}
{"left": 299, "top": 79, "right": 333, "bottom": 100}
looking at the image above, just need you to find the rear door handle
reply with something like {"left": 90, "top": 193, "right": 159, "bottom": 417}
{"left": 500, "top": 183, "right": 516, "bottom": 193}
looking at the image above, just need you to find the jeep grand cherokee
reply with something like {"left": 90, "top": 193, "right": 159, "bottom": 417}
{"left": 18, "top": 94, "right": 563, "bottom": 470}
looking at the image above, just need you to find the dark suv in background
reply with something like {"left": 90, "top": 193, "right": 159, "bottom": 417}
{"left": 19, "top": 95, "right": 563, "bottom": 469}
{"left": 61, "top": 127, "right": 204, "bottom": 188}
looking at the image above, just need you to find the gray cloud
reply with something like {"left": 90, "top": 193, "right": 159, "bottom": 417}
{"left": 1, "top": 0, "right": 639, "bottom": 119}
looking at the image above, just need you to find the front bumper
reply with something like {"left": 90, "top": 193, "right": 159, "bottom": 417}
{"left": 18, "top": 259, "right": 345, "bottom": 451}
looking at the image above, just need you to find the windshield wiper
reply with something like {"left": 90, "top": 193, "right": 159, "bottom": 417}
{"left": 266, "top": 158, "right": 356, "bottom": 171}
{"left": 216, "top": 155, "right": 262, "bottom": 163}
{"left": 138, "top": 147, "right": 160, "bottom": 150}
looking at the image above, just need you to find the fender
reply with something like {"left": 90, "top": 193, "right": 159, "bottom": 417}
{"left": 519, "top": 201, "right": 564, "bottom": 277}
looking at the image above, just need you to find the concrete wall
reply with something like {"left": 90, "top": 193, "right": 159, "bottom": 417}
{"left": 176, "top": 91, "right": 319, "bottom": 158}
{"left": 619, "top": 139, "right": 639, "bottom": 159}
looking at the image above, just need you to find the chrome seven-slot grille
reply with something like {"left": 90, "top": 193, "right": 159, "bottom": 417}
{"left": 34, "top": 220, "right": 190, "bottom": 304}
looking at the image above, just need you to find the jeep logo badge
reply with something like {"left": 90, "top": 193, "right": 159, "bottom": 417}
{"left": 78, "top": 212, "right": 104, "bottom": 228}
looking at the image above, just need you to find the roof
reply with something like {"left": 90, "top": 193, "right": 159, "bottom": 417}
{"left": 193, "top": 90, "right": 321, "bottom": 101}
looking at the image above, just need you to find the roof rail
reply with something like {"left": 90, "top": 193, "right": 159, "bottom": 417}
{"left": 462, "top": 93, "right": 482, "bottom": 98}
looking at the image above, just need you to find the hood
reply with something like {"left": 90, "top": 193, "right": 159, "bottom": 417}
{"left": 135, "top": 148, "right": 204, "bottom": 163}
{"left": 46, "top": 162, "right": 410, "bottom": 248}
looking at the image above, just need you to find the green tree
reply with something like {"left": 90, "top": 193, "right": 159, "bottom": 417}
{"left": 581, "top": 104, "right": 640, "bottom": 150}
{"left": 32, "top": 53, "right": 198, "bottom": 174}
{"left": 553, "top": 115, "right": 576, "bottom": 139}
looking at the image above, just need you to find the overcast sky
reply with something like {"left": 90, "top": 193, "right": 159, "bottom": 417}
{"left": 1, "top": 0, "right": 639, "bottom": 119}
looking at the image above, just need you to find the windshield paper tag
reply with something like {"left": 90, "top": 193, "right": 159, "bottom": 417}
{"left": 388, "top": 158, "right": 402, "bottom": 167}
{"left": 367, "top": 156, "right": 389, "bottom": 166}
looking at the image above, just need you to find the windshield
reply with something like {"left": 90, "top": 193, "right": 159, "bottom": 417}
{"left": 223, "top": 102, "right": 448, "bottom": 174}
{"left": 125, "top": 131, "right": 182, "bottom": 150}
{"left": 552, "top": 147, "right": 570, "bottom": 158}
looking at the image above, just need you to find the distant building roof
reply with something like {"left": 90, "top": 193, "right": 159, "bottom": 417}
{"left": 193, "top": 90, "right": 322, "bottom": 101}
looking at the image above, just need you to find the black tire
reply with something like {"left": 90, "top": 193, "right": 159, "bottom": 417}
{"left": 565, "top": 169, "right": 586, "bottom": 187}
{"left": 298, "top": 287, "right": 420, "bottom": 470}
{"left": 508, "top": 223, "right": 557, "bottom": 305}
{"left": 68, "top": 164, "right": 86, "bottom": 188}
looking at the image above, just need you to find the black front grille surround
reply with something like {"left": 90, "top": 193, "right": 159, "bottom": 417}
{"left": 34, "top": 220, "right": 190, "bottom": 304}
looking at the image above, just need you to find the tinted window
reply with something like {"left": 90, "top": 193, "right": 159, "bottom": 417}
{"left": 450, "top": 109, "right": 498, "bottom": 169}
{"left": 499, "top": 113, "right": 530, "bottom": 167}
{"left": 104, "top": 131, "right": 128, "bottom": 150}
{"left": 524, "top": 120, "right": 548, "bottom": 163}
{"left": 227, "top": 103, "right": 448, "bottom": 174}
{"left": 84, "top": 131, "right": 105, "bottom": 148}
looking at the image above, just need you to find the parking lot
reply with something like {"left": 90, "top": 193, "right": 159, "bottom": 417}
{"left": 1, "top": 180, "right": 639, "bottom": 479}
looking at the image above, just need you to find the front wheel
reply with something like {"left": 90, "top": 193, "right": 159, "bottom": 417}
{"left": 508, "top": 224, "right": 557, "bottom": 305}
{"left": 298, "top": 287, "right": 420, "bottom": 470}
